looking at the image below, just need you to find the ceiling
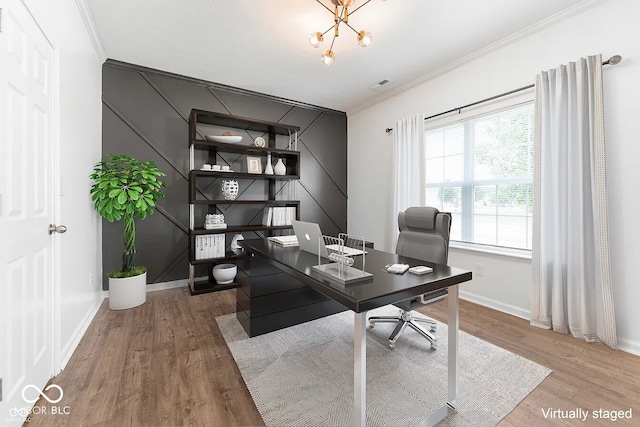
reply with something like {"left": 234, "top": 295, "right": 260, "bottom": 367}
{"left": 85, "top": 0, "right": 589, "bottom": 113}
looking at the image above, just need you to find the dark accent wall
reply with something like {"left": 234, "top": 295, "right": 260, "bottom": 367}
{"left": 101, "top": 61, "right": 347, "bottom": 287}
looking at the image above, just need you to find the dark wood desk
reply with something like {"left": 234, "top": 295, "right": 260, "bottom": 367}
{"left": 237, "top": 239, "right": 472, "bottom": 427}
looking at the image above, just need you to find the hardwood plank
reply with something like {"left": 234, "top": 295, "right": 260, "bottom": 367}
{"left": 418, "top": 298, "right": 640, "bottom": 427}
{"left": 26, "top": 289, "right": 640, "bottom": 426}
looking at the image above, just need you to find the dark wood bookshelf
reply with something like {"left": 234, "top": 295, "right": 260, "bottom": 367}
{"left": 188, "top": 108, "right": 300, "bottom": 295}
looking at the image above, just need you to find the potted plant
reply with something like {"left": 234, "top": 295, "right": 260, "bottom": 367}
{"left": 90, "top": 154, "right": 166, "bottom": 310}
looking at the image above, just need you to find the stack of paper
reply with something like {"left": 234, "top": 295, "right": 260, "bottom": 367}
{"left": 268, "top": 235, "right": 299, "bottom": 247}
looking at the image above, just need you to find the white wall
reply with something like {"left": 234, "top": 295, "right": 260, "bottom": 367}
{"left": 348, "top": 0, "right": 640, "bottom": 354}
{"left": 25, "top": 0, "right": 105, "bottom": 371}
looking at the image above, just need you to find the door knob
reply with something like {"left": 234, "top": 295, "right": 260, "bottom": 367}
{"left": 49, "top": 224, "right": 67, "bottom": 234}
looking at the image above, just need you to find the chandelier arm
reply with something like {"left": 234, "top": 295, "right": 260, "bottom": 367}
{"left": 329, "top": 34, "right": 337, "bottom": 51}
{"left": 321, "top": 24, "right": 335, "bottom": 37}
{"left": 342, "top": 21, "right": 361, "bottom": 35}
{"left": 316, "top": 0, "right": 334, "bottom": 14}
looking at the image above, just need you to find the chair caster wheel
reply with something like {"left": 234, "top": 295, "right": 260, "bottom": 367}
{"left": 430, "top": 326, "right": 436, "bottom": 332}
{"left": 389, "top": 342, "right": 395, "bottom": 349}
{"left": 369, "top": 323, "right": 374, "bottom": 329}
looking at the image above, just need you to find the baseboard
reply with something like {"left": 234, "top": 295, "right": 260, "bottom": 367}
{"left": 57, "top": 292, "right": 106, "bottom": 373}
{"left": 616, "top": 337, "right": 640, "bottom": 356}
{"left": 146, "top": 278, "right": 189, "bottom": 292}
{"left": 460, "top": 291, "right": 640, "bottom": 356}
{"left": 459, "top": 290, "right": 531, "bottom": 321}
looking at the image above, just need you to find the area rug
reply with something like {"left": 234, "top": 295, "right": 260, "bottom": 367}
{"left": 216, "top": 306, "right": 551, "bottom": 427}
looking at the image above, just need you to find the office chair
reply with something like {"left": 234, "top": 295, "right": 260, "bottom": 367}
{"left": 368, "top": 207, "right": 451, "bottom": 349}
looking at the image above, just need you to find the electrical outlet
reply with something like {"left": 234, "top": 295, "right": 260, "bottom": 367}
{"left": 475, "top": 263, "right": 484, "bottom": 276}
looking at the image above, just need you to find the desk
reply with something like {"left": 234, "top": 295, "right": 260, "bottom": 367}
{"left": 238, "top": 239, "right": 472, "bottom": 427}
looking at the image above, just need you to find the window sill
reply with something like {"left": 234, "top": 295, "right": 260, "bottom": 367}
{"left": 450, "top": 241, "right": 532, "bottom": 260}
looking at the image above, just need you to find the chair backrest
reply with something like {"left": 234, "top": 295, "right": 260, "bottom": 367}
{"left": 396, "top": 207, "right": 452, "bottom": 265}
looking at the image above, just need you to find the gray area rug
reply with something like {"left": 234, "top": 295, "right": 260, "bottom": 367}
{"left": 217, "top": 306, "right": 551, "bottom": 427}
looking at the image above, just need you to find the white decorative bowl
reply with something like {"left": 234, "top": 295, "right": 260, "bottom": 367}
{"left": 212, "top": 263, "right": 237, "bottom": 284}
{"left": 205, "top": 135, "right": 243, "bottom": 143}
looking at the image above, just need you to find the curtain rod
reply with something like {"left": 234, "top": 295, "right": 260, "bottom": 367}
{"left": 384, "top": 55, "right": 622, "bottom": 133}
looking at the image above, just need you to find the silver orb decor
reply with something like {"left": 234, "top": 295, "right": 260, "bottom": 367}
{"left": 221, "top": 179, "right": 239, "bottom": 201}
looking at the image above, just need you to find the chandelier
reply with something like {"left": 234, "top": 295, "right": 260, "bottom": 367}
{"left": 309, "top": 0, "right": 374, "bottom": 65}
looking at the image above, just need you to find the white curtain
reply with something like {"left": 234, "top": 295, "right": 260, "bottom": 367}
{"left": 531, "top": 54, "right": 617, "bottom": 349}
{"left": 391, "top": 114, "right": 424, "bottom": 245}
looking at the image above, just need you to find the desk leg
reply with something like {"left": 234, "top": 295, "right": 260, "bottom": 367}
{"left": 354, "top": 311, "right": 367, "bottom": 427}
{"left": 448, "top": 284, "right": 459, "bottom": 409}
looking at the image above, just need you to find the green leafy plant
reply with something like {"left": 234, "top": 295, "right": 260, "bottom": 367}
{"left": 90, "top": 154, "right": 166, "bottom": 276}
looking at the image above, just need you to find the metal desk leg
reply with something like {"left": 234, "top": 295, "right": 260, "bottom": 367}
{"left": 354, "top": 311, "right": 367, "bottom": 427}
{"left": 448, "top": 284, "right": 459, "bottom": 409}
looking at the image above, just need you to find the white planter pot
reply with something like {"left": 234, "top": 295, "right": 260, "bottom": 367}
{"left": 109, "top": 272, "right": 147, "bottom": 310}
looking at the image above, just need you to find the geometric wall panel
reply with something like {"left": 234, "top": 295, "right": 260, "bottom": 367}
{"left": 101, "top": 61, "right": 347, "bottom": 287}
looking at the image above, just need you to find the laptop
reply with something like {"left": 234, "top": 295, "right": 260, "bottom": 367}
{"left": 291, "top": 220, "right": 366, "bottom": 258}
{"left": 292, "top": 220, "right": 328, "bottom": 257}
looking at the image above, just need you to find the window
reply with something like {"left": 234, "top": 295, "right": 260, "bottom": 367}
{"left": 424, "top": 102, "right": 534, "bottom": 250}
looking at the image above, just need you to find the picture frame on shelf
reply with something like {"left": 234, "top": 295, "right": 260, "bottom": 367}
{"left": 246, "top": 156, "right": 262, "bottom": 174}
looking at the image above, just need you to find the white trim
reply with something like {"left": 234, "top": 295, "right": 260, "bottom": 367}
{"left": 57, "top": 293, "right": 105, "bottom": 373}
{"left": 146, "top": 278, "right": 189, "bottom": 292}
{"left": 460, "top": 290, "right": 640, "bottom": 356}
{"left": 347, "top": 0, "right": 610, "bottom": 116}
{"left": 460, "top": 290, "right": 530, "bottom": 320}
{"left": 450, "top": 242, "right": 532, "bottom": 260}
{"left": 617, "top": 338, "right": 640, "bottom": 357}
{"left": 52, "top": 39, "right": 63, "bottom": 377}
{"left": 74, "top": 0, "right": 107, "bottom": 62}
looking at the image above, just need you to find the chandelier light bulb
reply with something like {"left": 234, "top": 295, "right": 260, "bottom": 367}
{"left": 357, "top": 30, "right": 372, "bottom": 47}
{"left": 321, "top": 49, "right": 335, "bottom": 65}
{"left": 309, "top": 32, "right": 324, "bottom": 48}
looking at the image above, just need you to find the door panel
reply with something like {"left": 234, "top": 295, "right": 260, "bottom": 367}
{"left": 0, "top": 0, "right": 56, "bottom": 423}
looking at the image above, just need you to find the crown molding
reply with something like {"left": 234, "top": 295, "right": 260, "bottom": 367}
{"left": 75, "top": 0, "right": 107, "bottom": 62}
{"left": 347, "top": 0, "right": 610, "bottom": 116}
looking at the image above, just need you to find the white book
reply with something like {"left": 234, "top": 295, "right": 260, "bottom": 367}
{"left": 212, "top": 234, "right": 225, "bottom": 258}
{"left": 275, "top": 207, "right": 285, "bottom": 226}
{"left": 286, "top": 206, "right": 296, "bottom": 225}
{"left": 262, "top": 207, "right": 273, "bottom": 226}
{"left": 196, "top": 235, "right": 204, "bottom": 260}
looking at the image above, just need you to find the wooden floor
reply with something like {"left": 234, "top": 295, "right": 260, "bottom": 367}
{"left": 27, "top": 287, "right": 640, "bottom": 426}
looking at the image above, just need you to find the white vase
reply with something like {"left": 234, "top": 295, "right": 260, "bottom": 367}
{"left": 274, "top": 158, "right": 286, "bottom": 175}
{"left": 109, "top": 272, "right": 147, "bottom": 310}
{"left": 264, "top": 154, "right": 274, "bottom": 175}
{"left": 231, "top": 233, "right": 245, "bottom": 254}
{"left": 221, "top": 179, "right": 239, "bottom": 200}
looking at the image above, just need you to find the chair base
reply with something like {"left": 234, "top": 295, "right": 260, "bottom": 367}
{"left": 368, "top": 309, "right": 438, "bottom": 349}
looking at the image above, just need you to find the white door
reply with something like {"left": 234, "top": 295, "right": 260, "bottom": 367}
{"left": 0, "top": 0, "right": 57, "bottom": 423}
